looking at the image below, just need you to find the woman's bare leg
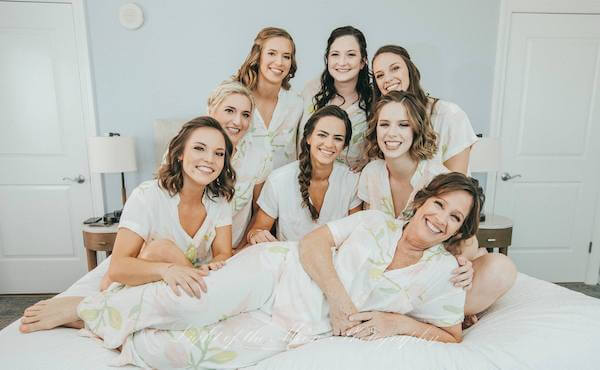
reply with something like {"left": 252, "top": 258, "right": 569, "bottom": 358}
{"left": 100, "top": 239, "right": 192, "bottom": 291}
{"left": 465, "top": 253, "right": 517, "bottom": 317}
{"left": 19, "top": 296, "right": 84, "bottom": 333}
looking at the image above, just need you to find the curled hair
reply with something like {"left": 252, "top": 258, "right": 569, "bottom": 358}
{"left": 405, "top": 172, "right": 485, "bottom": 254}
{"left": 365, "top": 90, "right": 437, "bottom": 160}
{"left": 371, "top": 45, "right": 438, "bottom": 113}
{"left": 298, "top": 105, "right": 352, "bottom": 221}
{"left": 207, "top": 80, "right": 255, "bottom": 116}
{"left": 157, "top": 117, "right": 236, "bottom": 201}
{"left": 234, "top": 27, "right": 297, "bottom": 91}
{"left": 313, "top": 26, "right": 372, "bottom": 116}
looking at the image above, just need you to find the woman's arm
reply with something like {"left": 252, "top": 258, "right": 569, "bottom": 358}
{"left": 244, "top": 208, "right": 277, "bottom": 245}
{"left": 348, "top": 204, "right": 362, "bottom": 215}
{"left": 107, "top": 228, "right": 207, "bottom": 297}
{"left": 108, "top": 228, "right": 168, "bottom": 285}
{"left": 252, "top": 182, "right": 265, "bottom": 213}
{"left": 347, "top": 311, "right": 462, "bottom": 343}
{"left": 234, "top": 182, "right": 266, "bottom": 250}
{"left": 211, "top": 225, "right": 233, "bottom": 262}
{"left": 443, "top": 147, "right": 471, "bottom": 175}
{"left": 299, "top": 225, "right": 358, "bottom": 335}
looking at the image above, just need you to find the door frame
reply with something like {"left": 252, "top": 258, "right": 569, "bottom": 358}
{"left": 7, "top": 0, "right": 105, "bottom": 217}
{"left": 489, "top": 0, "right": 600, "bottom": 284}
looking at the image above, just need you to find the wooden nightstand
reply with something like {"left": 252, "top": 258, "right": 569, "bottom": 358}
{"left": 476, "top": 214, "right": 513, "bottom": 255}
{"left": 82, "top": 224, "right": 118, "bottom": 271}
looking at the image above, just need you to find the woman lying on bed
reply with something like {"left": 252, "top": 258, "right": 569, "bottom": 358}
{"left": 358, "top": 91, "right": 517, "bottom": 323}
{"left": 19, "top": 172, "right": 483, "bottom": 369}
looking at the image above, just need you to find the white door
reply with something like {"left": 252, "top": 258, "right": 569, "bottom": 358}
{"left": 0, "top": 1, "right": 94, "bottom": 293}
{"left": 494, "top": 13, "right": 600, "bottom": 282}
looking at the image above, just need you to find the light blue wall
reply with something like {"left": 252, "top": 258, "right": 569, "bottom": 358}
{"left": 84, "top": 0, "right": 500, "bottom": 211}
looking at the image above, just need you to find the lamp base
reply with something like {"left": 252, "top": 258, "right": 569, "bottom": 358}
{"left": 103, "top": 209, "right": 122, "bottom": 224}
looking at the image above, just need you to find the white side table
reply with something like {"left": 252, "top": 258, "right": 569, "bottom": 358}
{"left": 476, "top": 214, "right": 513, "bottom": 255}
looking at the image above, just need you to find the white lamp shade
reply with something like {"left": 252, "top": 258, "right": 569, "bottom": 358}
{"left": 88, "top": 136, "right": 137, "bottom": 173}
{"left": 469, "top": 137, "right": 501, "bottom": 172}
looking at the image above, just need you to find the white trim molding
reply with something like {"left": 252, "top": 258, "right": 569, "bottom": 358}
{"left": 71, "top": 0, "right": 105, "bottom": 216}
{"left": 489, "top": 0, "right": 600, "bottom": 284}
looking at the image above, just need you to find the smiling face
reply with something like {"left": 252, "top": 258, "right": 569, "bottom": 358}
{"left": 327, "top": 35, "right": 365, "bottom": 84}
{"left": 211, "top": 93, "right": 252, "bottom": 147}
{"left": 376, "top": 101, "right": 414, "bottom": 159}
{"left": 306, "top": 115, "right": 347, "bottom": 166}
{"left": 179, "top": 127, "right": 226, "bottom": 187}
{"left": 410, "top": 190, "right": 473, "bottom": 247}
{"left": 373, "top": 52, "right": 410, "bottom": 95}
{"left": 258, "top": 36, "right": 293, "bottom": 86}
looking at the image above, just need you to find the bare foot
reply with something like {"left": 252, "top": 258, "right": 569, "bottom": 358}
{"left": 19, "top": 296, "right": 84, "bottom": 333}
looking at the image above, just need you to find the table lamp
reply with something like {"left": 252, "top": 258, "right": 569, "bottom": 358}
{"left": 88, "top": 133, "right": 137, "bottom": 209}
{"left": 469, "top": 136, "right": 501, "bottom": 222}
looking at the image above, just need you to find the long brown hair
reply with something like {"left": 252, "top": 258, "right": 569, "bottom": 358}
{"left": 365, "top": 90, "right": 438, "bottom": 161}
{"left": 157, "top": 117, "right": 235, "bottom": 200}
{"left": 313, "top": 26, "right": 372, "bottom": 116}
{"left": 406, "top": 172, "right": 485, "bottom": 254}
{"left": 234, "top": 27, "right": 297, "bottom": 91}
{"left": 298, "top": 105, "right": 352, "bottom": 221}
{"left": 371, "top": 45, "right": 437, "bottom": 111}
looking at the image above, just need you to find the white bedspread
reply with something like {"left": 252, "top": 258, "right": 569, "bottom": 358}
{"left": 1, "top": 257, "right": 599, "bottom": 370}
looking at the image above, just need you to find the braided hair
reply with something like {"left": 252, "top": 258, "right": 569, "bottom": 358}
{"left": 298, "top": 105, "right": 352, "bottom": 221}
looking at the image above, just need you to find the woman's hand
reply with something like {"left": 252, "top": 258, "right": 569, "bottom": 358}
{"left": 328, "top": 296, "right": 359, "bottom": 336}
{"left": 451, "top": 255, "right": 473, "bottom": 290}
{"left": 159, "top": 264, "right": 208, "bottom": 298}
{"left": 247, "top": 229, "right": 278, "bottom": 244}
{"left": 346, "top": 311, "right": 404, "bottom": 340}
{"left": 199, "top": 261, "right": 226, "bottom": 271}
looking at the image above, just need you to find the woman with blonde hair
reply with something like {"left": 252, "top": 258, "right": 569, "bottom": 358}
{"left": 372, "top": 45, "right": 478, "bottom": 173}
{"left": 359, "top": 90, "right": 516, "bottom": 323}
{"left": 204, "top": 81, "right": 269, "bottom": 248}
{"left": 234, "top": 27, "right": 303, "bottom": 176}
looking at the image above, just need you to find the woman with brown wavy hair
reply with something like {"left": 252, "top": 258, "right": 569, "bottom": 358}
{"left": 97, "top": 117, "right": 236, "bottom": 297}
{"left": 243, "top": 105, "right": 362, "bottom": 245}
{"left": 372, "top": 45, "right": 478, "bottom": 174}
{"left": 359, "top": 91, "right": 516, "bottom": 324}
{"left": 233, "top": 27, "right": 303, "bottom": 176}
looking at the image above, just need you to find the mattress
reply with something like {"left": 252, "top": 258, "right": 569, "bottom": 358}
{"left": 1, "top": 257, "right": 599, "bottom": 370}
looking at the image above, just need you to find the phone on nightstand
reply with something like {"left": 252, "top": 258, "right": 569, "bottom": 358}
{"left": 83, "top": 216, "right": 103, "bottom": 224}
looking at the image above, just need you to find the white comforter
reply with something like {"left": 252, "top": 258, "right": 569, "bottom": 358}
{"left": 1, "top": 257, "right": 599, "bottom": 370}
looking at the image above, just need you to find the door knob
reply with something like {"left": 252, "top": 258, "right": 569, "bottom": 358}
{"left": 62, "top": 174, "right": 86, "bottom": 184}
{"left": 500, "top": 172, "right": 522, "bottom": 181}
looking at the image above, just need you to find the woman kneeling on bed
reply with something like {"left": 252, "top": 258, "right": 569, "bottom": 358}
{"left": 19, "top": 172, "right": 482, "bottom": 369}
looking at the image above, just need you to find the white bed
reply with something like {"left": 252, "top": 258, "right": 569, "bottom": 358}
{"left": 3, "top": 119, "right": 599, "bottom": 369}
{"left": 1, "top": 256, "right": 599, "bottom": 370}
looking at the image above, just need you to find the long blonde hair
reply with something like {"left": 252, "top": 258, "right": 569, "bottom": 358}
{"left": 233, "top": 27, "right": 297, "bottom": 91}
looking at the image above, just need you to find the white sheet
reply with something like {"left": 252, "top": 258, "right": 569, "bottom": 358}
{"left": 1, "top": 257, "right": 599, "bottom": 370}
